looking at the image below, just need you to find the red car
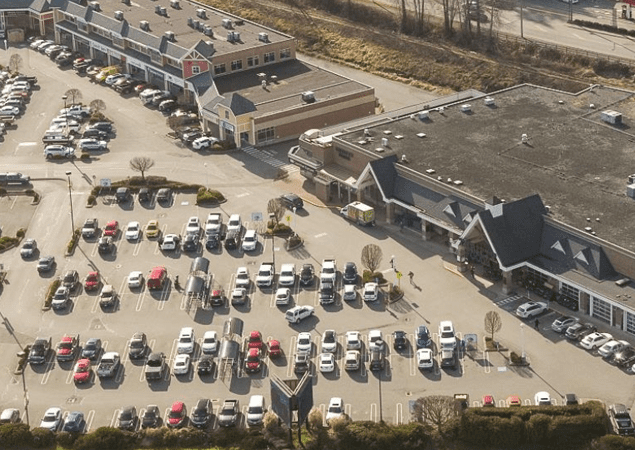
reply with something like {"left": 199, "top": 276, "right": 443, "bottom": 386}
{"left": 482, "top": 395, "right": 495, "bottom": 407}
{"left": 167, "top": 401, "right": 186, "bottom": 428}
{"left": 268, "top": 339, "right": 282, "bottom": 358}
{"left": 73, "top": 358, "right": 92, "bottom": 384}
{"left": 248, "top": 331, "right": 263, "bottom": 350}
{"left": 245, "top": 348, "right": 262, "bottom": 373}
{"left": 507, "top": 396, "right": 521, "bottom": 407}
{"left": 84, "top": 271, "right": 100, "bottom": 291}
{"left": 104, "top": 220, "right": 119, "bottom": 237}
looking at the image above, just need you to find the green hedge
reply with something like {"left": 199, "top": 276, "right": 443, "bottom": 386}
{"left": 0, "top": 236, "right": 18, "bottom": 250}
{"left": 196, "top": 187, "right": 226, "bottom": 205}
{"left": 44, "top": 279, "right": 61, "bottom": 309}
{"left": 0, "top": 423, "right": 32, "bottom": 448}
{"left": 90, "top": 177, "right": 205, "bottom": 197}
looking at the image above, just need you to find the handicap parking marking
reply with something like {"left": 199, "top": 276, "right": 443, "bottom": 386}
{"left": 495, "top": 294, "right": 524, "bottom": 307}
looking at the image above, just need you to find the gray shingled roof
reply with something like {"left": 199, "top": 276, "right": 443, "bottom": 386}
{"left": 0, "top": 0, "right": 50, "bottom": 12}
{"left": 368, "top": 157, "right": 398, "bottom": 198}
{"left": 219, "top": 93, "right": 256, "bottom": 116}
{"left": 191, "top": 40, "right": 215, "bottom": 59}
{"left": 476, "top": 194, "right": 547, "bottom": 268}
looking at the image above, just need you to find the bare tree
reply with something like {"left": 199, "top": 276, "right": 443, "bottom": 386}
{"left": 267, "top": 198, "right": 285, "bottom": 226}
{"left": 361, "top": 244, "right": 383, "bottom": 273}
{"left": 64, "top": 88, "right": 83, "bottom": 105}
{"left": 8, "top": 54, "right": 22, "bottom": 73}
{"left": 412, "top": 395, "right": 455, "bottom": 428}
{"left": 89, "top": 99, "right": 106, "bottom": 113}
{"left": 484, "top": 310, "right": 502, "bottom": 341}
{"left": 129, "top": 156, "right": 155, "bottom": 181}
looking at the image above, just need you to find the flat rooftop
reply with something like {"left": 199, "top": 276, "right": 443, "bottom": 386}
{"left": 338, "top": 84, "right": 635, "bottom": 252}
{"left": 84, "top": 0, "right": 292, "bottom": 56}
{"left": 214, "top": 59, "right": 373, "bottom": 117}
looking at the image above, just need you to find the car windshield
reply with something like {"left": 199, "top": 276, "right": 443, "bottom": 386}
{"left": 259, "top": 270, "right": 270, "bottom": 276}
{"left": 85, "top": 342, "right": 96, "bottom": 350}
{"left": 328, "top": 405, "right": 342, "bottom": 413}
{"left": 299, "top": 337, "right": 310, "bottom": 345}
{"left": 147, "top": 356, "right": 162, "bottom": 366}
{"left": 120, "top": 411, "right": 132, "bottom": 420}
{"left": 168, "top": 410, "right": 182, "bottom": 419}
{"left": 130, "top": 341, "right": 143, "bottom": 348}
{"left": 324, "top": 333, "right": 335, "bottom": 343}
{"left": 179, "top": 336, "right": 191, "bottom": 343}
{"left": 221, "top": 407, "right": 234, "bottom": 415}
{"left": 441, "top": 330, "right": 454, "bottom": 338}
{"left": 23, "top": 242, "right": 34, "bottom": 249}
{"left": 204, "top": 337, "right": 216, "bottom": 344}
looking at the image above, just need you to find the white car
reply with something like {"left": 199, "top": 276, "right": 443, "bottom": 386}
{"left": 297, "top": 332, "right": 312, "bottom": 354}
{"left": 127, "top": 271, "right": 144, "bottom": 288}
{"left": 231, "top": 288, "right": 247, "bottom": 305}
{"left": 438, "top": 320, "right": 456, "bottom": 350}
{"left": 363, "top": 282, "right": 378, "bottom": 302}
{"left": 344, "top": 350, "right": 361, "bottom": 371}
{"left": 368, "top": 330, "right": 384, "bottom": 351}
{"left": 534, "top": 391, "right": 551, "bottom": 406}
{"left": 343, "top": 284, "right": 356, "bottom": 301}
{"left": 326, "top": 397, "right": 344, "bottom": 424}
{"left": 39, "top": 407, "right": 62, "bottom": 431}
{"left": 44, "top": 145, "right": 74, "bottom": 159}
{"left": 192, "top": 136, "right": 219, "bottom": 150}
{"left": 105, "top": 73, "right": 129, "bottom": 86}
{"left": 227, "top": 214, "right": 241, "bottom": 232}
{"left": 278, "top": 263, "right": 296, "bottom": 286}
{"left": 205, "top": 213, "right": 222, "bottom": 236}
{"left": 77, "top": 138, "right": 107, "bottom": 151}
{"left": 346, "top": 331, "right": 362, "bottom": 350}
{"left": 416, "top": 348, "right": 434, "bottom": 370}
{"left": 235, "top": 267, "right": 250, "bottom": 287}
{"left": 125, "top": 221, "right": 141, "bottom": 240}
{"left": 321, "top": 330, "right": 337, "bottom": 353}
{"left": 160, "top": 234, "right": 180, "bottom": 251}
{"left": 275, "top": 287, "right": 291, "bottom": 306}
{"left": 177, "top": 327, "right": 195, "bottom": 354}
{"left": 173, "top": 354, "right": 191, "bottom": 375}
{"left": 318, "top": 353, "right": 335, "bottom": 373}
{"left": 515, "top": 301, "right": 548, "bottom": 319}
{"left": 580, "top": 332, "right": 613, "bottom": 350}
{"left": 242, "top": 229, "right": 258, "bottom": 252}
{"left": 30, "top": 39, "right": 45, "bottom": 49}
{"left": 201, "top": 331, "right": 218, "bottom": 354}
{"left": 599, "top": 340, "right": 630, "bottom": 359}
{"left": 185, "top": 216, "right": 200, "bottom": 235}
{"left": 0, "top": 105, "right": 21, "bottom": 116}
{"left": 51, "top": 286, "right": 70, "bottom": 310}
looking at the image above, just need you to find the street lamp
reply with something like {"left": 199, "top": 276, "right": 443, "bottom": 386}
{"left": 269, "top": 213, "right": 276, "bottom": 270}
{"left": 62, "top": 95, "right": 68, "bottom": 123}
{"left": 520, "top": 323, "right": 526, "bottom": 361}
{"left": 292, "top": 206, "right": 297, "bottom": 237}
{"left": 203, "top": 162, "right": 208, "bottom": 189}
{"left": 65, "top": 171, "right": 75, "bottom": 236}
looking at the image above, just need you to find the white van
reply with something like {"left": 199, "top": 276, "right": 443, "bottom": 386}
{"left": 139, "top": 89, "right": 161, "bottom": 104}
{"left": 246, "top": 395, "right": 265, "bottom": 427}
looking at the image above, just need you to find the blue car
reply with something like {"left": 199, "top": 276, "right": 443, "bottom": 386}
{"left": 416, "top": 325, "right": 431, "bottom": 349}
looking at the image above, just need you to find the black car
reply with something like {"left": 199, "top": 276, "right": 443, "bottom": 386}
{"left": 87, "top": 121, "right": 113, "bottom": 133}
{"left": 416, "top": 325, "right": 432, "bottom": 348}
{"left": 319, "top": 281, "right": 335, "bottom": 305}
{"left": 369, "top": 349, "right": 385, "bottom": 371}
{"left": 118, "top": 406, "right": 137, "bottom": 431}
{"left": 393, "top": 331, "right": 408, "bottom": 350}
{"left": 343, "top": 262, "right": 358, "bottom": 284}
{"left": 197, "top": 355, "right": 215, "bottom": 376}
{"left": 115, "top": 187, "right": 131, "bottom": 203}
{"left": 564, "top": 322, "right": 596, "bottom": 341}
{"left": 190, "top": 398, "right": 212, "bottom": 428}
{"left": 141, "top": 405, "right": 160, "bottom": 428}
{"left": 183, "top": 234, "right": 199, "bottom": 252}
{"left": 62, "top": 269, "right": 79, "bottom": 290}
{"left": 62, "top": 411, "right": 85, "bottom": 433}
{"left": 128, "top": 332, "right": 148, "bottom": 359}
{"left": 156, "top": 188, "right": 171, "bottom": 203}
{"left": 614, "top": 347, "right": 635, "bottom": 368}
{"left": 205, "top": 234, "right": 219, "bottom": 250}
{"left": 279, "top": 193, "right": 304, "bottom": 210}
{"left": 82, "top": 128, "right": 108, "bottom": 140}
{"left": 300, "top": 263, "right": 315, "bottom": 286}
{"left": 81, "top": 338, "right": 102, "bottom": 360}
{"left": 138, "top": 188, "right": 151, "bottom": 203}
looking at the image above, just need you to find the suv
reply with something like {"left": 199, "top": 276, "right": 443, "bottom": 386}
{"left": 440, "top": 348, "right": 458, "bottom": 370}
{"left": 438, "top": 321, "right": 456, "bottom": 350}
{"left": 369, "top": 348, "right": 385, "bottom": 371}
{"left": 279, "top": 193, "right": 304, "bottom": 210}
{"left": 44, "top": 145, "right": 74, "bottom": 158}
{"left": 99, "top": 285, "right": 117, "bottom": 308}
{"left": 190, "top": 399, "right": 211, "bottom": 428}
{"left": 128, "top": 332, "right": 148, "bottom": 359}
{"left": 115, "top": 187, "right": 131, "bottom": 203}
{"left": 81, "top": 218, "right": 99, "bottom": 238}
{"left": 609, "top": 404, "right": 635, "bottom": 436}
{"left": 62, "top": 270, "right": 79, "bottom": 290}
{"left": 224, "top": 229, "right": 240, "bottom": 250}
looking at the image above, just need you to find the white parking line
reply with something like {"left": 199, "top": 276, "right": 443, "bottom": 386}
{"left": 369, "top": 403, "right": 378, "bottom": 422}
{"left": 157, "top": 283, "right": 170, "bottom": 311}
{"left": 395, "top": 403, "right": 403, "bottom": 425}
{"left": 85, "top": 410, "right": 95, "bottom": 432}
{"left": 110, "top": 409, "right": 120, "bottom": 428}
{"left": 287, "top": 336, "right": 297, "bottom": 378}
{"left": 132, "top": 236, "right": 143, "bottom": 257}
{"left": 40, "top": 357, "right": 54, "bottom": 385}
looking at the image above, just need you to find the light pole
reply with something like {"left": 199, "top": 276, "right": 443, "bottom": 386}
{"left": 520, "top": 323, "right": 526, "bottom": 361}
{"left": 62, "top": 94, "right": 68, "bottom": 123}
{"left": 292, "top": 206, "right": 297, "bottom": 237}
{"left": 204, "top": 163, "right": 208, "bottom": 189}
{"left": 65, "top": 171, "right": 75, "bottom": 236}
{"left": 519, "top": 0, "right": 524, "bottom": 38}
{"left": 269, "top": 213, "right": 276, "bottom": 270}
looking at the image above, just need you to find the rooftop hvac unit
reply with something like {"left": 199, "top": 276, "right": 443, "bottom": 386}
{"left": 381, "top": 137, "right": 389, "bottom": 147}
{"left": 629, "top": 174, "right": 635, "bottom": 184}
{"left": 521, "top": 133, "right": 529, "bottom": 143}
{"left": 484, "top": 97, "right": 495, "bottom": 106}
{"left": 425, "top": 169, "right": 436, "bottom": 174}
{"left": 235, "top": 19, "right": 244, "bottom": 25}
{"left": 301, "top": 91, "right": 315, "bottom": 103}
{"left": 258, "top": 32, "right": 269, "bottom": 42}
{"left": 417, "top": 133, "right": 426, "bottom": 138}
{"left": 418, "top": 110, "right": 429, "bottom": 120}
{"left": 227, "top": 31, "right": 234, "bottom": 42}
{"left": 170, "top": 0, "right": 179, "bottom": 8}
{"left": 203, "top": 25, "right": 213, "bottom": 36}
{"left": 121, "top": 0, "right": 130, "bottom": 5}
{"left": 233, "top": 31, "right": 240, "bottom": 41}
{"left": 165, "top": 31, "right": 175, "bottom": 41}
{"left": 461, "top": 104, "right": 471, "bottom": 113}
{"left": 628, "top": 184, "right": 635, "bottom": 199}
{"left": 438, "top": 106, "right": 445, "bottom": 113}
{"left": 89, "top": 1, "right": 101, "bottom": 11}
{"left": 363, "top": 128, "right": 371, "bottom": 137}
{"left": 187, "top": 17, "right": 193, "bottom": 27}
{"left": 160, "top": 6, "right": 167, "bottom": 15}
{"left": 196, "top": 8, "right": 206, "bottom": 18}
{"left": 261, "top": 80, "right": 267, "bottom": 89}
{"left": 270, "top": 75, "right": 278, "bottom": 82}
{"left": 192, "top": 19, "right": 200, "bottom": 30}
{"left": 140, "top": 20, "right": 150, "bottom": 31}
{"left": 155, "top": 5, "right": 161, "bottom": 14}
{"left": 114, "top": 10, "right": 124, "bottom": 20}
{"left": 375, "top": 147, "right": 384, "bottom": 153}
{"left": 222, "top": 18, "right": 233, "bottom": 29}
{"left": 601, "top": 110, "right": 622, "bottom": 125}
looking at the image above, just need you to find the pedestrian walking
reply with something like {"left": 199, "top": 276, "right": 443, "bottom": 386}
{"left": 534, "top": 318, "right": 539, "bottom": 330}
{"left": 408, "top": 271, "right": 414, "bottom": 285}
{"left": 390, "top": 256, "right": 395, "bottom": 270}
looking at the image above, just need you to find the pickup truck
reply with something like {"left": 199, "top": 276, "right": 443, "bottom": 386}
{"left": 144, "top": 352, "right": 167, "bottom": 381}
{"left": 56, "top": 334, "right": 79, "bottom": 362}
{"left": 319, "top": 281, "right": 335, "bottom": 305}
{"left": 217, "top": 399, "right": 239, "bottom": 427}
{"left": 256, "top": 262, "right": 274, "bottom": 288}
{"left": 28, "top": 337, "right": 51, "bottom": 365}
{"left": 97, "top": 352, "right": 121, "bottom": 378}
{"left": 82, "top": 218, "right": 98, "bottom": 238}
{"left": 320, "top": 258, "right": 337, "bottom": 284}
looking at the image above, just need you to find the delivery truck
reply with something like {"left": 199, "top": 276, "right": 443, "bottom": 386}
{"left": 339, "top": 202, "right": 375, "bottom": 226}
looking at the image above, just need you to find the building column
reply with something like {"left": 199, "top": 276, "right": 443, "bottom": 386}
{"left": 421, "top": 219, "right": 432, "bottom": 241}
{"left": 502, "top": 270, "right": 513, "bottom": 294}
{"left": 456, "top": 238, "right": 467, "bottom": 272}
{"left": 385, "top": 203, "right": 394, "bottom": 224}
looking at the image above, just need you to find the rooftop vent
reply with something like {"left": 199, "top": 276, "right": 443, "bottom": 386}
{"left": 453, "top": 180, "right": 463, "bottom": 186}
{"left": 401, "top": 154, "right": 408, "bottom": 163}
{"left": 222, "top": 18, "right": 233, "bottom": 29}
{"left": 364, "top": 129, "right": 371, "bottom": 137}
{"left": 114, "top": 10, "right": 124, "bottom": 20}
{"left": 416, "top": 133, "right": 426, "bottom": 138}
{"left": 425, "top": 169, "right": 436, "bottom": 174}
{"left": 165, "top": 31, "right": 175, "bottom": 41}
{"left": 375, "top": 147, "right": 384, "bottom": 153}
{"left": 155, "top": 5, "right": 161, "bottom": 14}
{"left": 601, "top": 110, "right": 622, "bottom": 125}
{"left": 121, "top": 0, "right": 130, "bottom": 5}
{"left": 460, "top": 104, "right": 471, "bottom": 113}
{"left": 160, "top": 6, "right": 167, "bottom": 15}
{"left": 558, "top": 100, "right": 564, "bottom": 104}
{"left": 187, "top": 17, "right": 193, "bottom": 27}
{"left": 381, "top": 137, "right": 389, "bottom": 147}
{"left": 484, "top": 96, "right": 495, "bottom": 106}
{"left": 227, "top": 31, "right": 240, "bottom": 42}
{"left": 438, "top": 106, "right": 445, "bottom": 114}
{"left": 521, "top": 133, "right": 529, "bottom": 143}
{"left": 258, "top": 32, "right": 269, "bottom": 43}
{"left": 302, "top": 91, "right": 316, "bottom": 103}
{"left": 629, "top": 174, "right": 635, "bottom": 184}
{"left": 627, "top": 184, "right": 635, "bottom": 199}
{"left": 395, "top": 135, "right": 403, "bottom": 140}
{"left": 616, "top": 278, "right": 631, "bottom": 287}
{"left": 89, "top": 1, "right": 101, "bottom": 11}
{"left": 170, "top": 0, "right": 180, "bottom": 8}
{"left": 589, "top": 103, "right": 595, "bottom": 109}
{"left": 262, "top": 80, "right": 267, "bottom": 89}
{"left": 192, "top": 19, "right": 201, "bottom": 30}
{"left": 418, "top": 110, "right": 429, "bottom": 120}
{"left": 196, "top": 8, "right": 206, "bottom": 18}
{"left": 140, "top": 20, "right": 150, "bottom": 31}
{"left": 383, "top": 130, "right": 392, "bottom": 135}
{"left": 203, "top": 25, "right": 213, "bottom": 36}
{"left": 233, "top": 31, "right": 240, "bottom": 41}
{"left": 270, "top": 75, "right": 278, "bottom": 83}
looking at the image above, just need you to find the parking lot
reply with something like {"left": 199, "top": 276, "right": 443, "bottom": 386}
{"left": 1, "top": 46, "right": 635, "bottom": 432}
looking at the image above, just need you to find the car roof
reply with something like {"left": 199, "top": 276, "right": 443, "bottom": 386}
{"left": 171, "top": 401, "right": 184, "bottom": 412}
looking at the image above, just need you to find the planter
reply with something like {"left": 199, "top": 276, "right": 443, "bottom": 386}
{"left": 285, "top": 235, "right": 304, "bottom": 250}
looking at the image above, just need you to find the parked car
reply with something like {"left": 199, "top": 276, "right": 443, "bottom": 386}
{"left": 201, "top": 331, "right": 218, "bottom": 354}
{"left": 580, "top": 332, "right": 613, "bottom": 350}
{"left": 516, "top": 301, "right": 548, "bottom": 319}
{"left": 599, "top": 340, "right": 631, "bottom": 360}
{"left": 319, "top": 352, "right": 335, "bottom": 373}
{"left": 81, "top": 338, "right": 102, "bottom": 360}
{"left": 300, "top": 263, "right": 315, "bottom": 286}
{"left": 192, "top": 136, "right": 219, "bottom": 150}
{"left": 173, "top": 354, "right": 191, "bottom": 375}
{"left": 39, "top": 407, "right": 62, "bottom": 431}
{"left": 551, "top": 315, "right": 578, "bottom": 333}
{"left": 128, "top": 332, "right": 148, "bottom": 359}
{"left": 37, "top": 256, "right": 55, "bottom": 273}
{"left": 326, "top": 397, "right": 344, "bottom": 424}
{"left": 190, "top": 399, "right": 211, "bottom": 428}
{"left": 393, "top": 330, "right": 408, "bottom": 350}
{"left": 297, "top": 332, "right": 312, "bottom": 354}
{"left": 321, "top": 330, "right": 337, "bottom": 353}
{"left": 0, "top": 408, "right": 20, "bottom": 424}
{"left": 609, "top": 404, "right": 635, "bottom": 436}
{"left": 167, "top": 401, "right": 187, "bottom": 428}
{"left": 118, "top": 406, "right": 138, "bottom": 431}
{"left": 279, "top": 193, "right": 304, "bottom": 210}
{"left": 62, "top": 269, "right": 79, "bottom": 290}
{"left": 343, "top": 262, "right": 358, "bottom": 284}
{"left": 416, "top": 348, "right": 434, "bottom": 370}
{"left": 44, "top": 145, "right": 74, "bottom": 159}
{"left": 141, "top": 405, "right": 161, "bottom": 429}
{"left": 416, "top": 325, "right": 432, "bottom": 348}
{"left": 77, "top": 138, "right": 107, "bottom": 151}
{"left": 125, "top": 221, "right": 141, "bottom": 240}
{"left": 534, "top": 391, "right": 551, "bottom": 406}
{"left": 565, "top": 322, "right": 597, "bottom": 340}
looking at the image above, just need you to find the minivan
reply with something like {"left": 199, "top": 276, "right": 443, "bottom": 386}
{"left": 147, "top": 266, "right": 167, "bottom": 290}
{"left": 246, "top": 395, "right": 265, "bottom": 427}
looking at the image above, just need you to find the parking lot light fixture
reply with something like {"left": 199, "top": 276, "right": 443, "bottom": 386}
{"left": 62, "top": 95, "right": 68, "bottom": 123}
{"left": 65, "top": 170, "right": 75, "bottom": 235}
{"left": 520, "top": 323, "right": 526, "bottom": 361}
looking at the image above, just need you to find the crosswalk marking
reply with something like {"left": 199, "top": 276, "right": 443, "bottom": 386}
{"left": 242, "top": 146, "right": 299, "bottom": 174}
{"left": 495, "top": 294, "right": 523, "bottom": 306}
